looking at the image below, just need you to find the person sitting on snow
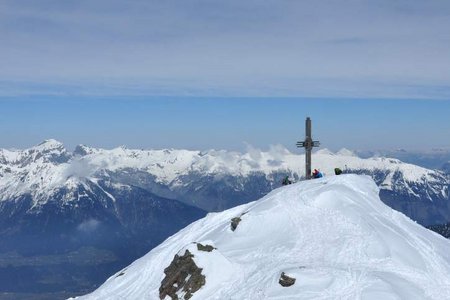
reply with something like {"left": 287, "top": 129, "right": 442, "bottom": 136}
{"left": 312, "top": 169, "right": 323, "bottom": 179}
{"left": 282, "top": 176, "right": 292, "bottom": 185}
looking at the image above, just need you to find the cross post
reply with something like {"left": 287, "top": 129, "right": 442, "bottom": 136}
{"left": 296, "top": 117, "right": 320, "bottom": 179}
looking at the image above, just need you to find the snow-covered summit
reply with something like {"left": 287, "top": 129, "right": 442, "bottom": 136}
{"left": 76, "top": 175, "right": 450, "bottom": 300}
{"left": 0, "top": 138, "right": 69, "bottom": 165}
{"left": 34, "top": 139, "right": 65, "bottom": 151}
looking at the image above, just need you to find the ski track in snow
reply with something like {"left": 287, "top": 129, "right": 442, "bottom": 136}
{"left": 73, "top": 175, "right": 450, "bottom": 300}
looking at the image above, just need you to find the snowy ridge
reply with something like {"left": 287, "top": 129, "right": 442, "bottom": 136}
{"left": 0, "top": 140, "right": 446, "bottom": 207}
{"left": 336, "top": 148, "right": 356, "bottom": 157}
{"left": 75, "top": 175, "right": 450, "bottom": 300}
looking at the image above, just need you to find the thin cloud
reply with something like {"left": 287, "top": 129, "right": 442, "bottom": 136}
{"left": 0, "top": 0, "right": 449, "bottom": 98}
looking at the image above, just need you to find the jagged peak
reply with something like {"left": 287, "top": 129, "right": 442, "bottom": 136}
{"left": 74, "top": 144, "right": 96, "bottom": 156}
{"left": 33, "top": 139, "right": 66, "bottom": 152}
{"left": 21, "top": 139, "right": 71, "bottom": 165}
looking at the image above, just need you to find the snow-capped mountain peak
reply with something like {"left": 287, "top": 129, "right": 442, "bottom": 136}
{"left": 336, "top": 148, "right": 356, "bottom": 157}
{"left": 28, "top": 139, "right": 69, "bottom": 163}
{"left": 0, "top": 140, "right": 77, "bottom": 204}
{"left": 34, "top": 139, "right": 65, "bottom": 151}
{"left": 0, "top": 139, "right": 69, "bottom": 166}
{"left": 315, "top": 148, "right": 334, "bottom": 155}
{"left": 73, "top": 144, "right": 96, "bottom": 156}
{"left": 75, "top": 175, "right": 450, "bottom": 300}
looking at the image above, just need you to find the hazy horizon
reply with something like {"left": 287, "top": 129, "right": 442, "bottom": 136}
{"left": 1, "top": 97, "right": 450, "bottom": 153}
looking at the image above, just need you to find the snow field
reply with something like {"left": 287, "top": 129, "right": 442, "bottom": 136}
{"left": 75, "top": 175, "right": 450, "bottom": 300}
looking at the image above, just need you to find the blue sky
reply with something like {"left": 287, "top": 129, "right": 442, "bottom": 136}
{"left": 0, "top": 1, "right": 449, "bottom": 151}
{"left": 1, "top": 97, "right": 449, "bottom": 152}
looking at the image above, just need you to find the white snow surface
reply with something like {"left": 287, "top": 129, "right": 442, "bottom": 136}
{"left": 0, "top": 140, "right": 445, "bottom": 206}
{"left": 74, "top": 175, "right": 450, "bottom": 300}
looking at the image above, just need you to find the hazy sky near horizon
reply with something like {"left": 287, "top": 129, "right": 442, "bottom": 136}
{"left": 1, "top": 1, "right": 449, "bottom": 152}
{"left": 1, "top": 97, "right": 450, "bottom": 152}
{"left": 1, "top": 0, "right": 450, "bottom": 98}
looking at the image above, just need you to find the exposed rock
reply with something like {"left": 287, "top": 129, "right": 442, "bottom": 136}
{"left": 231, "top": 211, "right": 248, "bottom": 231}
{"left": 159, "top": 250, "right": 206, "bottom": 300}
{"left": 115, "top": 268, "right": 127, "bottom": 278}
{"left": 231, "top": 217, "right": 241, "bottom": 231}
{"left": 196, "top": 243, "right": 215, "bottom": 252}
{"left": 279, "top": 272, "right": 296, "bottom": 287}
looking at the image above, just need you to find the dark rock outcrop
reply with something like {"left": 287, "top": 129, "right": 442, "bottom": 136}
{"left": 231, "top": 212, "right": 248, "bottom": 231}
{"left": 159, "top": 250, "right": 206, "bottom": 300}
{"left": 196, "top": 243, "right": 215, "bottom": 252}
{"left": 115, "top": 268, "right": 126, "bottom": 278}
{"left": 279, "top": 272, "right": 296, "bottom": 287}
{"left": 230, "top": 217, "right": 241, "bottom": 231}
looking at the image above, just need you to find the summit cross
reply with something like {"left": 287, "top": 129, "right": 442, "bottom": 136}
{"left": 296, "top": 117, "right": 320, "bottom": 179}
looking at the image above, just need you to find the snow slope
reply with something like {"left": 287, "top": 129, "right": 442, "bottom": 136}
{"left": 75, "top": 175, "right": 450, "bottom": 300}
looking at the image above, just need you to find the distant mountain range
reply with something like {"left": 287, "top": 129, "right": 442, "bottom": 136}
{"left": 0, "top": 140, "right": 449, "bottom": 298}
{"left": 0, "top": 140, "right": 206, "bottom": 298}
{"left": 355, "top": 148, "right": 450, "bottom": 170}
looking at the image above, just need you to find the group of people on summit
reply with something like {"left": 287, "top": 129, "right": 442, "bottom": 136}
{"left": 282, "top": 167, "right": 343, "bottom": 186}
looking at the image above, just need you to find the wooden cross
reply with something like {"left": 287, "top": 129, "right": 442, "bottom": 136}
{"left": 296, "top": 117, "right": 320, "bottom": 179}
